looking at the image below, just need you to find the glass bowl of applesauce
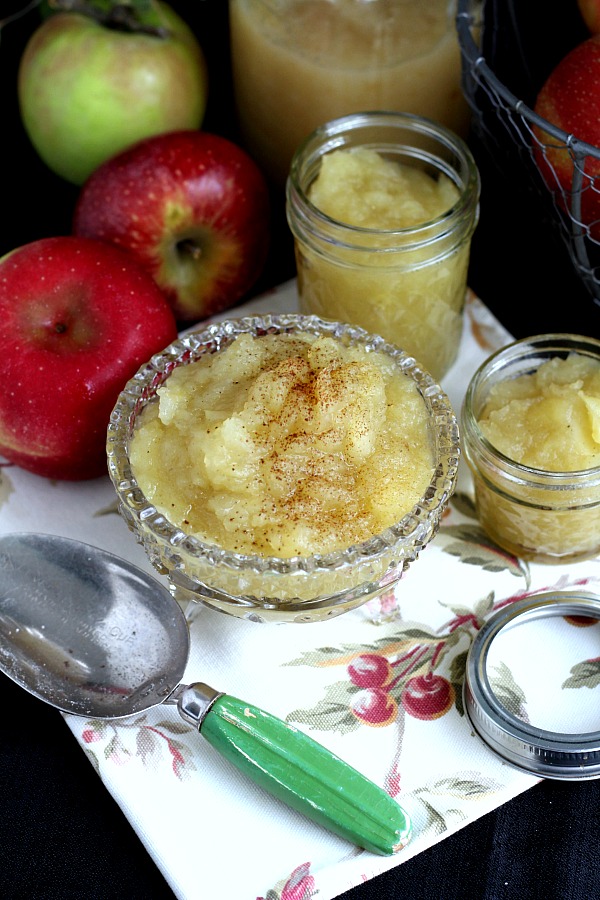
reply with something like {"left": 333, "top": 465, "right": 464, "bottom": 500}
{"left": 461, "top": 334, "right": 600, "bottom": 564}
{"left": 286, "top": 111, "right": 480, "bottom": 383}
{"left": 107, "top": 314, "right": 459, "bottom": 623}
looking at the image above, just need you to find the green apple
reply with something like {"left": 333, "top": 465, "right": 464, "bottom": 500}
{"left": 17, "top": 0, "right": 208, "bottom": 185}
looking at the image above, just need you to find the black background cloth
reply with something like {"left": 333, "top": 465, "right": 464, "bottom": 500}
{"left": 1, "top": 1, "right": 599, "bottom": 898}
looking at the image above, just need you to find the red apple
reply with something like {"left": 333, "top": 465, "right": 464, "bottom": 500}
{"left": 18, "top": 1, "right": 208, "bottom": 185}
{"left": 532, "top": 35, "right": 600, "bottom": 238}
{"left": 578, "top": 0, "right": 600, "bottom": 33}
{"left": 0, "top": 236, "right": 178, "bottom": 481}
{"left": 73, "top": 130, "right": 271, "bottom": 323}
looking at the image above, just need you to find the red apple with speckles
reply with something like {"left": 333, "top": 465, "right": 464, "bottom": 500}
{"left": 73, "top": 130, "right": 271, "bottom": 323}
{"left": 532, "top": 36, "right": 600, "bottom": 238}
{"left": 0, "top": 236, "right": 178, "bottom": 480}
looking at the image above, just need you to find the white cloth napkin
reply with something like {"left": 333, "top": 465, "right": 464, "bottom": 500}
{"left": 2, "top": 281, "right": 599, "bottom": 900}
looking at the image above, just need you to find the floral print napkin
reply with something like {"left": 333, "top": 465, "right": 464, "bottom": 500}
{"left": 2, "top": 281, "right": 599, "bottom": 900}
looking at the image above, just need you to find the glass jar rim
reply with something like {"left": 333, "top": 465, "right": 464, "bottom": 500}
{"left": 287, "top": 109, "right": 481, "bottom": 241}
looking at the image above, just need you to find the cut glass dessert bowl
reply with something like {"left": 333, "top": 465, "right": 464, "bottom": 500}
{"left": 107, "top": 313, "right": 459, "bottom": 623}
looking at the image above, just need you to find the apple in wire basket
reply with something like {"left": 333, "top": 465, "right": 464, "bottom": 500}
{"left": 532, "top": 34, "right": 600, "bottom": 239}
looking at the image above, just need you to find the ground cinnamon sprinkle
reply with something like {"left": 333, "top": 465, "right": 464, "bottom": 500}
{"left": 130, "top": 331, "right": 435, "bottom": 557}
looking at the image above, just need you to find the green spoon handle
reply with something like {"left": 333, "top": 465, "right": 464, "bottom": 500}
{"left": 177, "top": 682, "right": 411, "bottom": 856}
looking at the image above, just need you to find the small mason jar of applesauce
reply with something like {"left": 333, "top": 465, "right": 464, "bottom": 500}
{"left": 286, "top": 111, "right": 480, "bottom": 381}
{"left": 228, "top": 0, "right": 473, "bottom": 186}
{"left": 461, "top": 334, "right": 600, "bottom": 564}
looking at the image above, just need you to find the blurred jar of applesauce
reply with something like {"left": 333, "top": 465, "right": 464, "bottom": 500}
{"left": 228, "top": 0, "right": 472, "bottom": 186}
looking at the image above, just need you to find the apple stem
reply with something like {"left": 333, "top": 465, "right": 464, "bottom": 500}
{"left": 46, "top": 0, "right": 171, "bottom": 37}
{"left": 178, "top": 239, "right": 203, "bottom": 261}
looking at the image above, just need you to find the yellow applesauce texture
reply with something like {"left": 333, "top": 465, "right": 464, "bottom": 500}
{"left": 130, "top": 331, "right": 435, "bottom": 558}
{"left": 477, "top": 354, "right": 600, "bottom": 471}
{"left": 297, "top": 147, "right": 466, "bottom": 380}
{"left": 309, "top": 148, "right": 459, "bottom": 230}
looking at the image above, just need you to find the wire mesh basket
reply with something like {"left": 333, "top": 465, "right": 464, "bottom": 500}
{"left": 457, "top": 0, "right": 600, "bottom": 315}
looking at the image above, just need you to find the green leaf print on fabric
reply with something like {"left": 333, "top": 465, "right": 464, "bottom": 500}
{"left": 406, "top": 774, "right": 505, "bottom": 839}
{"left": 563, "top": 657, "right": 600, "bottom": 690}
{"left": 439, "top": 493, "right": 531, "bottom": 581}
{"left": 441, "top": 523, "right": 530, "bottom": 580}
{"left": 488, "top": 661, "right": 530, "bottom": 722}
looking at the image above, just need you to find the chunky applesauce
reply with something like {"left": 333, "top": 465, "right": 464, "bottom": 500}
{"left": 478, "top": 354, "right": 600, "bottom": 471}
{"left": 308, "top": 147, "right": 460, "bottom": 230}
{"left": 294, "top": 147, "right": 471, "bottom": 380}
{"left": 466, "top": 352, "right": 600, "bottom": 563}
{"left": 129, "top": 330, "right": 435, "bottom": 558}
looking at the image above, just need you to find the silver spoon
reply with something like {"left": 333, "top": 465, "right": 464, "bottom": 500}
{"left": 0, "top": 532, "right": 411, "bottom": 856}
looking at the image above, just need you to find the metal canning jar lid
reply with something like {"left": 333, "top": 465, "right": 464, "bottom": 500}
{"left": 464, "top": 591, "right": 600, "bottom": 780}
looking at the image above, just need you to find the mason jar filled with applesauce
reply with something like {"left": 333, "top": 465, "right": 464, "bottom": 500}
{"left": 285, "top": 111, "right": 480, "bottom": 381}
{"left": 228, "top": 0, "right": 474, "bottom": 186}
{"left": 461, "top": 334, "right": 600, "bottom": 564}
